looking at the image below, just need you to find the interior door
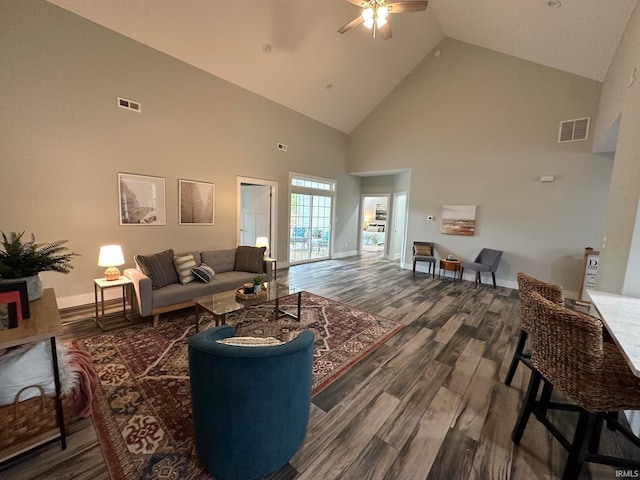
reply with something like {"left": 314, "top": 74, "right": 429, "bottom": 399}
{"left": 240, "top": 185, "right": 271, "bottom": 247}
{"left": 391, "top": 192, "right": 407, "bottom": 261}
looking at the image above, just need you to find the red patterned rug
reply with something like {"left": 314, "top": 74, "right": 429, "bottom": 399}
{"left": 80, "top": 292, "right": 403, "bottom": 479}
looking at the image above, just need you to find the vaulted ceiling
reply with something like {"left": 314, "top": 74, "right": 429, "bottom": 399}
{"left": 47, "top": 0, "right": 638, "bottom": 133}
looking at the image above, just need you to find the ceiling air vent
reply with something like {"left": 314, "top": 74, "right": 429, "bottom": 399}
{"left": 558, "top": 117, "right": 589, "bottom": 143}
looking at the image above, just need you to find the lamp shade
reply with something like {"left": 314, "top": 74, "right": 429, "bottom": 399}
{"left": 98, "top": 245, "right": 125, "bottom": 267}
{"left": 98, "top": 245, "right": 125, "bottom": 281}
{"left": 255, "top": 237, "right": 269, "bottom": 249}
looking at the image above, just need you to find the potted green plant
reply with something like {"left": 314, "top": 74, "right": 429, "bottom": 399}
{"left": 0, "top": 231, "right": 78, "bottom": 301}
{"left": 253, "top": 274, "right": 264, "bottom": 293}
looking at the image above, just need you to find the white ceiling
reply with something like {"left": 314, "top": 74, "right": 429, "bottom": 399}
{"left": 47, "top": 0, "right": 637, "bottom": 133}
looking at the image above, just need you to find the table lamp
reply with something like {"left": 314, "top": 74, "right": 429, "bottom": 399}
{"left": 98, "top": 245, "right": 125, "bottom": 281}
{"left": 255, "top": 237, "right": 269, "bottom": 257}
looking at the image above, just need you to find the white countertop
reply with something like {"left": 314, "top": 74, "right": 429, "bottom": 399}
{"left": 587, "top": 289, "right": 640, "bottom": 377}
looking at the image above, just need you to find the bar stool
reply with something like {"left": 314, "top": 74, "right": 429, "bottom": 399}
{"left": 511, "top": 290, "right": 640, "bottom": 480}
{"left": 504, "top": 272, "right": 565, "bottom": 386}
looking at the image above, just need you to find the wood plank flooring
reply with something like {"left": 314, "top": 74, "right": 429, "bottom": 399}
{"left": 2, "top": 252, "right": 639, "bottom": 479}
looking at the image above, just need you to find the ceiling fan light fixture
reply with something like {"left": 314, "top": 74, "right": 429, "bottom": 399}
{"left": 362, "top": 8, "right": 374, "bottom": 29}
{"left": 376, "top": 6, "right": 388, "bottom": 27}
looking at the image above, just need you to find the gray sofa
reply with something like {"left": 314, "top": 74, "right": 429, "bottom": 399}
{"left": 124, "top": 247, "right": 273, "bottom": 326}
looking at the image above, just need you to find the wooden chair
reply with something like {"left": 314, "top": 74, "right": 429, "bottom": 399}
{"left": 504, "top": 272, "right": 565, "bottom": 386}
{"left": 412, "top": 241, "right": 435, "bottom": 277}
{"left": 511, "top": 290, "right": 640, "bottom": 480}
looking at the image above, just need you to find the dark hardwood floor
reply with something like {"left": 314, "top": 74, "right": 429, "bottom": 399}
{"left": 1, "top": 253, "right": 638, "bottom": 479}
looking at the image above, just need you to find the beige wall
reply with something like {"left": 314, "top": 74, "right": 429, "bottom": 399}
{"left": 349, "top": 38, "right": 610, "bottom": 293}
{"left": 0, "top": 0, "right": 356, "bottom": 305}
{"left": 593, "top": 4, "right": 640, "bottom": 295}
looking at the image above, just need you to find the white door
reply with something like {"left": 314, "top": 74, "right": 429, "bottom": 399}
{"left": 391, "top": 192, "right": 407, "bottom": 261}
{"left": 240, "top": 185, "right": 271, "bottom": 247}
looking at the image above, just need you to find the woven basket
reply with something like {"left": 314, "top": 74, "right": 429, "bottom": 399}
{"left": 0, "top": 385, "right": 74, "bottom": 450}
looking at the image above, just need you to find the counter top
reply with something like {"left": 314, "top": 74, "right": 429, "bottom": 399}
{"left": 587, "top": 289, "right": 640, "bottom": 377}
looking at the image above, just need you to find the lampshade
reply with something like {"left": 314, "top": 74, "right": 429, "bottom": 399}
{"left": 98, "top": 245, "right": 125, "bottom": 281}
{"left": 255, "top": 237, "right": 269, "bottom": 249}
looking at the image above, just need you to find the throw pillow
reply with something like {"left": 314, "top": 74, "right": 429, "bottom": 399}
{"left": 192, "top": 263, "right": 215, "bottom": 283}
{"left": 234, "top": 246, "right": 265, "bottom": 273}
{"left": 414, "top": 245, "right": 432, "bottom": 256}
{"left": 174, "top": 254, "right": 196, "bottom": 285}
{"left": 216, "top": 336, "right": 283, "bottom": 347}
{"left": 134, "top": 249, "right": 179, "bottom": 289}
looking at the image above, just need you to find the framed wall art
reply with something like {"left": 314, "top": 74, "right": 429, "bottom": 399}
{"left": 441, "top": 205, "right": 476, "bottom": 236}
{"left": 179, "top": 179, "right": 215, "bottom": 225}
{"left": 118, "top": 173, "right": 166, "bottom": 225}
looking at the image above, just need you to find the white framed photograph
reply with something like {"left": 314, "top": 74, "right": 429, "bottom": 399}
{"left": 118, "top": 173, "right": 166, "bottom": 225}
{"left": 179, "top": 179, "right": 215, "bottom": 225}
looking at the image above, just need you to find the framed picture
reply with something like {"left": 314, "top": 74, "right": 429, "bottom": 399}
{"left": 118, "top": 173, "right": 166, "bottom": 225}
{"left": 441, "top": 205, "right": 476, "bottom": 236}
{"left": 179, "top": 179, "right": 215, "bottom": 225}
{"left": 0, "top": 281, "right": 30, "bottom": 329}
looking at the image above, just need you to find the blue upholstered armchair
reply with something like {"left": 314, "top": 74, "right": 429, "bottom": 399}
{"left": 188, "top": 325, "right": 314, "bottom": 480}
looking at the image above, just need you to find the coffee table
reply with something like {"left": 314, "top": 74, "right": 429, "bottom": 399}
{"left": 193, "top": 281, "right": 303, "bottom": 333}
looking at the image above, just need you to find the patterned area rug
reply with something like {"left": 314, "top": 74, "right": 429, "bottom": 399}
{"left": 81, "top": 292, "right": 403, "bottom": 480}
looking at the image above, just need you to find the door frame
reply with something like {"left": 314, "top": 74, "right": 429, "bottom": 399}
{"left": 359, "top": 193, "right": 391, "bottom": 257}
{"left": 237, "top": 176, "right": 278, "bottom": 260}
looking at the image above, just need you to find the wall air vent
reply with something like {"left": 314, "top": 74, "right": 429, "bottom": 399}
{"left": 117, "top": 96, "right": 141, "bottom": 113}
{"left": 558, "top": 117, "right": 589, "bottom": 143}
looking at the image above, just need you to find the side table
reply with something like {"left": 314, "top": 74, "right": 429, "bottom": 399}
{"left": 439, "top": 259, "right": 462, "bottom": 283}
{"left": 93, "top": 277, "right": 132, "bottom": 330}
{"left": 265, "top": 257, "right": 277, "bottom": 281}
{"left": 0, "top": 289, "right": 65, "bottom": 463}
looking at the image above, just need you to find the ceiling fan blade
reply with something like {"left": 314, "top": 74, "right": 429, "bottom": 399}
{"left": 386, "top": 1, "right": 428, "bottom": 13}
{"left": 379, "top": 22, "right": 392, "bottom": 40}
{"left": 338, "top": 15, "right": 365, "bottom": 34}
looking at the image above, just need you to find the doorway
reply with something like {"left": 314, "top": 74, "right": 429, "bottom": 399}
{"left": 237, "top": 177, "right": 278, "bottom": 259}
{"left": 360, "top": 195, "right": 390, "bottom": 257}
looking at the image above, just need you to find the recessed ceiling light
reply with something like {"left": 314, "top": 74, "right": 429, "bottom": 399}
{"left": 262, "top": 43, "right": 272, "bottom": 54}
{"left": 547, "top": 0, "right": 561, "bottom": 8}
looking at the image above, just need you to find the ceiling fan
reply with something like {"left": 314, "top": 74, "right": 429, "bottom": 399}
{"left": 338, "top": 0, "right": 428, "bottom": 40}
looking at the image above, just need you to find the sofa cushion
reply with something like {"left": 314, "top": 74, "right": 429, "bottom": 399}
{"left": 234, "top": 246, "right": 266, "bottom": 274}
{"left": 201, "top": 249, "right": 236, "bottom": 274}
{"left": 135, "top": 249, "right": 179, "bottom": 289}
{"left": 174, "top": 254, "right": 197, "bottom": 285}
{"left": 192, "top": 263, "right": 215, "bottom": 283}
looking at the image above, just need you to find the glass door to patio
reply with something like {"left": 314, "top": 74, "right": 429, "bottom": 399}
{"left": 289, "top": 193, "right": 333, "bottom": 264}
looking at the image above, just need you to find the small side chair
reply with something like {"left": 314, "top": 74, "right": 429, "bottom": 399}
{"left": 412, "top": 241, "right": 435, "bottom": 277}
{"left": 461, "top": 248, "right": 503, "bottom": 288}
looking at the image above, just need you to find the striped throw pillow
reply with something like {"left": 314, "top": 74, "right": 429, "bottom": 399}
{"left": 192, "top": 263, "right": 215, "bottom": 283}
{"left": 135, "top": 249, "right": 179, "bottom": 289}
{"left": 174, "top": 254, "right": 197, "bottom": 285}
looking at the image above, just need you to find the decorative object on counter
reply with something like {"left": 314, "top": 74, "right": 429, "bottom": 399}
{"left": 0, "top": 231, "right": 78, "bottom": 301}
{"left": 97, "top": 245, "right": 125, "bottom": 281}
{"left": 242, "top": 282, "right": 254, "bottom": 294}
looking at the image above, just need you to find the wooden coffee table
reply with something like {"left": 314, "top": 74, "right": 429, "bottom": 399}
{"left": 193, "top": 281, "right": 303, "bottom": 332}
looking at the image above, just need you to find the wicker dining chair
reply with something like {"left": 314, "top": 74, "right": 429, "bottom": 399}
{"left": 504, "top": 272, "right": 565, "bottom": 386}
{"left": 511, "top": 290, "right": 640, "bottom": 480}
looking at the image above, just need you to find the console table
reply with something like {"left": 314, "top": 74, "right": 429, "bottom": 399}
{"left": 0, "top": 288, "right": 66, "bottom": 462}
